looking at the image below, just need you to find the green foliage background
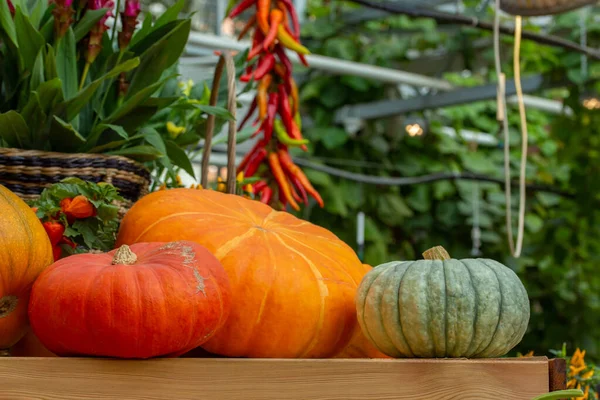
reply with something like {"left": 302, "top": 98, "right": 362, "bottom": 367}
{"left": 296, "top": 0, "right": 600, "bottom": 358}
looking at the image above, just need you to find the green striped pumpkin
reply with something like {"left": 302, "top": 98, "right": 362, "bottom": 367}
{"left": 355, "top": 246, "right": 530, "bottom": 358}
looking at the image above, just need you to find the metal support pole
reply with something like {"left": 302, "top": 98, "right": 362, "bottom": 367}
{"left": 215, "top": 0, "right": 225, "bottom": 36}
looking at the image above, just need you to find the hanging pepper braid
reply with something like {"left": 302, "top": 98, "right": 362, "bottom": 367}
{"left": 227, "top": 0, "right": 324, "bottom": 210}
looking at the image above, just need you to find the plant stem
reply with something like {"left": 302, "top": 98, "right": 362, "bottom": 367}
{"left": 80, "top": 62, "right": 91, "bottom": 90}
{"left": 111, "top": 0, "right": 122, "bottom": 43}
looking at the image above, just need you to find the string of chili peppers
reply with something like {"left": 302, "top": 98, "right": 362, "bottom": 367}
{"left": 228, "top": 0, "right": 324, "bottom": 211}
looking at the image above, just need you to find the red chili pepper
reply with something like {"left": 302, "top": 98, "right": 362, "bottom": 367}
{"left": 278, "top": 85, "right": 307, "bottom": 151}
{"left": 278, "top": 0, "right": 300, "bottom": 39}
{"left": 291, "top": 175, "right": 309, "bottom": 205}
{"left": 237, "top": 14, "right": 256, "bottom": 40}
{"left": 240, "top": 64, "right": 255, "bottom": 82}
{"left": 59, "top": 236, "right": 77, "bottom": 249}
{"left": 257, "top": 0, "right": 271, "bottom": 35}
{"left": 237, "top": 140, "right": 264, "bottom": 173}
{"left": 43, "top": 221, "right": 66, "bottom": 247}
{"left": 257, "top": 74, "right": 272, "bottom": 121}
{"left": 268, "top": 152, "right": 300, "bottom": 211}
{"left": 264, "top": 9, "right": 283, "bottom": 50}
{"left": 253, "top": 180, "right": 268, "bottom": 193}
{"left": 248, "top": 29, "right": 265, "bottom": 61}
{"left": 52, "top": 246, "right": 62, "bottom": 262}
{"left": 277, "top": 149, "right": 324, "bottom": 207}
{"left": 243, "top": 148, "right": 268, "bottom": 177}
{"left": 299, "top": 54, "right": 309, "bottom": 67}
{"left": 239, "top": 98, "right": 257, "bottom": 130}
{"left": 254, "top": 53, "right": 276, "bottom": 81}
{"left": 228, "top": 0, "right": 257, "bottom": 19}
{"left": 263, "top": 92, "right": 279, "bottom": 142}
{"left": 260, "top": 186, "right": 273, "bottom": 204}
{"left": 274, "top": 45, "right": 293, "bottom": 79}
{"left": 289, "top": 78, "right": 299, "bottom": 116}
{"left": 289, "top": 177, "right": 302, "bottom": 203}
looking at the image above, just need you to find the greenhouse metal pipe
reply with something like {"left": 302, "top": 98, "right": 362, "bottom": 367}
{"left": 184, "top": 33, "right": 568, "bottom": 115}
{"left": 186, "top": 32, "right": 454, "bottom": 90}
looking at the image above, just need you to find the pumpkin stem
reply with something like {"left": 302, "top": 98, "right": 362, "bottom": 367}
{"left": 422, "top": 246, "right": 451, "bottom": 261}
{"left": 112, "top": 245, "right": 138, "bottom": 265}
{"left": 0, "top": 348, "right": 9, "bottom": 357}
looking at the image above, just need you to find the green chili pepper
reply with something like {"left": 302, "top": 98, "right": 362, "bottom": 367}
{"left": 274, "top": 119, "right": 309, "bottom": 147}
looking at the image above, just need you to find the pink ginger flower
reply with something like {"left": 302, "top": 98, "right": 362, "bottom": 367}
{"left": 118, "top": 0, "right": 141, "bottom": 50}
{"left": 51, "top": 0, "right": 75, "bottom": 38}
{"left": 85, "top": 0, "right": 115, "bottom": 64}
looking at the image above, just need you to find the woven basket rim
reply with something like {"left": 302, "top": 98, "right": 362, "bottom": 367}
{"left": 0, "top": 147, "right": 150, "bottom": 173}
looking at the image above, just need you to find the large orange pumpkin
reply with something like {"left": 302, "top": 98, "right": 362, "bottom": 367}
{"left": 116, "top": 189, "right": 365, "bottom": 358}
{"left": 334, "top": 264, "right": 391, "bottom": 359}
{"left": 0, "top": 185, "right": 54, "bottom": 351}
{"left": 28, "top": 241, "right": 231, "bottom": 359}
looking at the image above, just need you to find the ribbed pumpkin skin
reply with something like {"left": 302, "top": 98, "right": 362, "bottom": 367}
{"left": 0, "top": 185, "right": 53, "bottom": 349}
{"left": 356, "top": 258, "right": 530, "bottom": 358}
{"left": 116, "top": 189, "right": 365, "bottom": 358}
{"left": 28, "top": 241, "right": 231, "bottom": 359}
{"left": 335, "top": 264, "right": 391, "bottom": 359}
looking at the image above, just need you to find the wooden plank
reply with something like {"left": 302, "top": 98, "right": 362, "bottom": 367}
{"left": 548, "top": 358, "right": 567, "bottom": 394}
{"left": 0, "top": 357, "right": 550, "bottom": 400}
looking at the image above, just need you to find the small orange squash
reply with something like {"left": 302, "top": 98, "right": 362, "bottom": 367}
{"left": 29, "top": 242, "right": 231, "bottom": 359}
{"left": 0, "top": 185, "right": 54, "bottom": 351}
{"left": 116, "top": 189, "right": 366, "bottom": 358}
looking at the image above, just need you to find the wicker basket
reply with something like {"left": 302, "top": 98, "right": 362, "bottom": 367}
{"left": 500, "top": 0, "right": 596, "bottom": 16}
{"left": 0, "top": 148, "right": 150, "bottom": 215}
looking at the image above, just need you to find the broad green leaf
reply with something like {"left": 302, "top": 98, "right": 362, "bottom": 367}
{"left": 165, "top": 140, "right": 195, "bottom": 178}
{"left": 107, "top": 145, "right": 164, "bottom": 161}
{"left": 73, "top": 8, "right": 109, "bottom": 42}
{"left": 30, "top": 49, "right": 45, "bottom": 90}
{"left": 36, "top": 77, "right": 64, "bottom": 113}
{"left": 56, "top": 27, "right": 78, "bottom": 100}
{"left": 60, "top": 58, "right": 140, "bottom": 122}
{"left": 141, "top": 127, "right": 167, "bottom": 154}
{"left": 154, "top": 0, "right": 186, "bottom": 29}
{"left": 49, "top": 115, "right": 86, "bottom": 152}
{"left": 0, "top": 0, "right": 18, "bottom": 50}
{"left": 319, "top": 127, "right": 348, "bottom": 150}
{"left": 0, "top": 111, "right": 30, "bottom": 148}
{"left": 44, "top": 44, "right": 58, "bottom": 80}
{"left": 111, "top": 97, "right": 177, "bottom": 133}
{"left": 126, "top": 19, "right": 191, "bottom": 98}
{"left": 39, "top": 15, "right": 53, "bottom": 42}
{"left": 129, "top": 19, "right": 180, "bottom": 56}
{"left": 14, "top": 6, "right": 45, "bottom": 72}
{"left": 29, "top": 0, "right": 48, "bottom": 28}
{"left": 20, "top": 93, "right": 47, "bottom": 148}
{"left": 128, "top": 9, "right": 153, "bottom": 48}
{"left": 192, "top": 104, "right": 235, "bottom": 120}
{"left": 104, "top": 74, "right": 173, "bottom": 123}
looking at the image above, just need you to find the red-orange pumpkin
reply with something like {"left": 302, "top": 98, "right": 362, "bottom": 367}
{"left": 334, "top": 264, "right": 391, "bottom": 359}
{"left": 28, "top": 241, "right": 231, "bottom": 359}
{"left": 0, "top": 185, "right": 54, "bottom": 350}
{"left": 116, "top": 189, "right": 366, "bottom": 358}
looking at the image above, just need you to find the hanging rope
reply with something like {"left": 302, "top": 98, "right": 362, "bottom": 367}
{"left": 494, "top": 1, "right": 527, "bottom": 258}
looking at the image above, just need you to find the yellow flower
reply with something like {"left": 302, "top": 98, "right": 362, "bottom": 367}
{"left": 217, "top": 177, "right": 226, "bottom": 192}
{"left": 244, "top": 184, "right": 253, "bottom": 194}
{"left": 178, "top": 79, "right": 194, "bottom": 97}
{"left": 157, "top": 183, "right": 167, "bottom": 191}
{"left": 166, "top": 121, "right": 186, "bottom": 139}
{"left": 575, "top": 385, "right": 589, "bottom": 400}
{"left": 582, "top": 369, "right": 595, "bottom": 380}
{"left": 519, "top": 351, "right": 534, "bottom": 358}
{"left": 571, "top": 365, "right": 588, "bottom": 376}
{"left": 568, "top": 378, "right": 578, "bottom": 389}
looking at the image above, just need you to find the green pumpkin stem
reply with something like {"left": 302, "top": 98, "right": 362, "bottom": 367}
{"left": 530, "top": 389, "right": 583, "bottom": 400}
{"left": 112, "top": 245, "right": 137, "bottom": 265}
{"left": 422, "top": 246, "right": 451, "bottom": 261}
